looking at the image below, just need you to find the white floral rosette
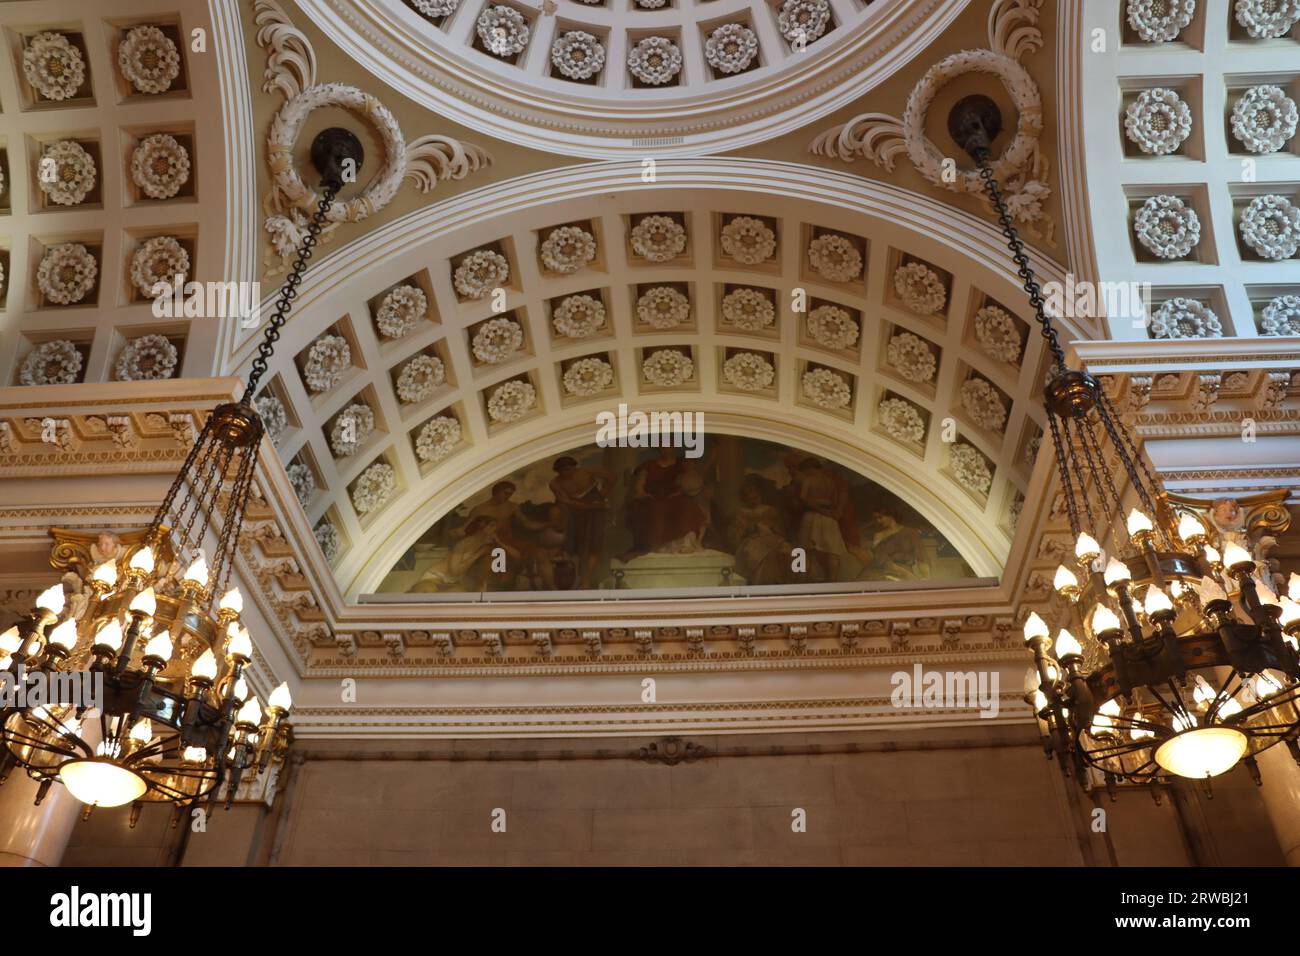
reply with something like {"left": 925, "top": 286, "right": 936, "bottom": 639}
{"left": 20, "top": 340, "right": 83, "bottom": 386}
{"left": 453, "top": 249, "right": 509, "bottom": 299}
{"left": 415, "top": 415, "right": 462, "bottom": 462}
{"left": 314, "top": 521, "right": 340, "bottom": 562}
{"left": 886, "top": 331, "right": 937, "bottom": 383}
{"left": 552, "top": 31, "right": 605, "bottom": 80}
{"left": 1231, "top": 86, "right": 1298, "bottom": 154}
{"left": 477, "top": 6, "right": 530, "bottom": 57}
{"left": 960, "top": 378, "right": 1008, "bottom": 431}
{"left": 1126, "top": 0, "right": 1195, "bottom": 42}
{"left": 636, "top": 286, "right": 690, "bottom": 329}
{"left": 642, "top": 348, "right": 694, "bottom": 387}
{"left": 806, "top": 305, "right": 859, "bottom": 351}
{"left": 23, "top": 32, "right": 86, "bottom": 101}
{"left": 37, "top": 243, "right": 98, "bottom": 306}
{"left": 723, "top": 352, "right": 775, "bottom": 392}
{"left": 1124, "top": 88, "right": 1193, "bottom": 155}
{"left": 1235, "top": 0, "right": 1300, "bottom": 38}
{"left": 552, "top": 294, "right": 607, "bottom": 339}
{"left": 801, "top": 367, "right": 851, "bottom": 409}
{"left": 287, "top": 462, "right": 316, "bottom": 505}
{"left": 1149, "top": 298, "right": 1223, "bottom": 339}
{"left": 974, "top": 305, "right": 1022, "bottom": 363}
{"left": 115, "top": 333, "right": 178, "bottom": 381}
{"left": 949, "top": 443, "right": 992, "bottom": 494}
{"left": 893, "top": 262, "right": 947, "bottom": 315}
{"left": 563, "top": 356, "right": 615, "bottom": 397}
{"left": 472, "top": 316, "right": 524, "bottom": 363}
{"left": 721, "top": 216, "right": 777, "bottom": 265}
{"left": 635, "top": 0, "right": 667, "bottom": 7}
{"left": 39, "top": 140, "right": 97, "bottom": 206}
{"left": 118, "top": 26, "right": 181, "bottom": 95}
{"left": 705, "top": 23, "right": 758, "bottom": 74}
{"left": 721, "top": 288, "right": 775, "bottom": 331}
{"left": 396, "top": 354, "right": 445, "bottom": 403}
{"left": 778, "top": 0, "right": 831, "bottom": 44}
{"left": 878, "top": 397, "right": 925, "bottom": 443}
{"left": 487, "top": 380, "right": 536, "bottom": 423}
{"left": 540, "top": 225, "right": 597, "bottom": 274}
{"left": 1240, "top": 195, "right": 1300, "bottom": 260}
{"left": 303, "top": 334, "right": 351, "bottom": 392}
{"left": 628, "top": 37, "right": 682, "bottom": 86}
{"left": 130, "top": 236, "right": 190, "bottom": 298}
{"left": 352, "top": 463, "right": 396, "bottom": 515}
{"left": 254, "top": 393, "right": 288, "bottom": 443}
{"left": 329, "top": 403, "right": 376, "bottom": 457}
{"left": 375, "top": 285, "right": 426, "bottom": 339}
{"left": 131, "top": 133, "right": 191, "bottom": 200}
{"left": 808, "top": 234, "right": 863, "bottom": 282}
{"left": 413, "top": 0, "right": 461, "bottom": 18}
{"left": 630, "top": 215, "right": 687, "bottom": 262}
{"left": 1261, "top": 295, "right": 1300, "bottom": 336}
{"left": 1134, "top": 195, "right": 1201, "bottom": 259}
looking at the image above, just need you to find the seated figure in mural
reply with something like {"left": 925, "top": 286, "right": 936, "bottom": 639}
{"left": 730, "top": 480, "right": 795, "bottom": 585}
{"left": 414, "top": 515, "right": 521, "bottom": 591}
{"left": 861, "top": 507, "right": 930, "bottom": 581}
{"left": 626, "top": 448, "right": 709, "bottom": 558}
{"left": 549, "top": 457, "right": 615, "bottom": 588}
{"left": 461, "top": 480, "right": 546, "bottom": 587}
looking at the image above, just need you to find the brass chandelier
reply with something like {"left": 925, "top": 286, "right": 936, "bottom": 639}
{"left": 948, "top": 97, "right": 1300, "bottom": 789}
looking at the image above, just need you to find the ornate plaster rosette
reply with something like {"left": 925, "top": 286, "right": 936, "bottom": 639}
{"left": 973, "top": 305, "right": 1022, "bottom": 363}
{"left": 723, "top": 352, "right": 775, "bottom": 392}
{"left": 1261, "top": 295, "right": 1300, "bottom": 335}
{"left": 886, "top": 332, "right": 937, "bottom": 383}
{"left": 23, "top": 32, "right": 86, "bottom": 101}
{"left": 118, "top": 26, "right": 181, "bottom": 95}
{"left": 303, "top": 334, "right": 351, "bottom": 392}
{"left": 1232, "top": 86, "right": 1298, "bottom": 154}
{"left": 878, "top": 397, "right": 925, "bottom": 444}
{"left": 628, "top": 37, "right": 682, "bottom": 86}
{"left": 20, "top": 340, "right": 82, "bottom": 387}
{"left": 563, "top": 356, "right": 615, "bottom": 397}
{"left": 801, "top": 367, "right": 851, "bottom": 409}
{"left": 0, "top": 165, "right": 6, "bottom": 201}
{"left": 1124, "top": 88, "right": 1193, "bottom": 155}
{"left": 472, "top": 316, "right": 524, "bottom": 363}
{"left": 287, "top": 462, "right": 316, "bottom": 505}
{"left": 1240, "top": 195, "right": 1300, "bottom": 260}
{"left": 806, "top": 305, "right": 859, "bottom": 351}
{"left": 1235, "top": 0, "right": 1300, "bottom": 38}
{"left": 314, "top": 521, "right": 340, "bottom": 562}
{"left": 893, "top": 262, "right": 947, "bottom": 315}
{"left": 635, "top": 0, "right": 667, "bottom": 7}
{"left": 396, "top": 354, "right": 445, "bottom": 403}
{"left": 540, "top": 225, "right": 597, "bottom": 274}
{"left": 1024, "top": 431, "right": 1043, "bottom": 466}
{"left": 487, "top": 380, "right": 536, "bottom": 423}
{"left": 642, "top": 348, "right": 694, "bottom": 387}
{"left": 477, "top": 6, "right": 529, "bottom": 57}
{"left": 1126, "top": 0, "right": 1196, "bottom": 42}
{"left": 1150, "top": 298, "right": 1224, "bottom": 339}
{"left": 415, "top": 415, "right": 462, "bottom": 462}
{"left": 636, "top": 286, "right": 690, "bottom": 329}
{"left": 1133, "top": 195, "right": 1201, "bottom": 259}
{"left": 352, "top": 463, "right": 397, "bottom": 515}
{"left": 375, "top": 285, "right": 426, "bottom": 339}
{"left": 330, "top": 403, "right": 376, "bottom": 457}
{"left": 720, "top": 216, "right": 777, "bottom": 265}
{"left": 131, "top": 133, "right": 191, "bottom": 200}
{"left": 552, "top": 294, "right": 607, "bottom": 339}
{"left": 949, "top": 443, "right": 992, "bottom": 494}
{"left": 37, "top": 243, "right": 98, "bottom": 306}
{"left": 552, "top": 31, "right": 605, "bottom": 80}
{"left": 114, "top": 334, "right": 178, "bottom": 382}
{"left": 778, "top": 0, "right": 831, "bottom": 44}
{"left": 413, "top": 0, "right": 460, "bottom": 18}
{"left": 453, "top": 249, "right": 509, "bottom": 299}
{"left": 39, "top": 141, "right": 97, "bottom": 206}
{"left": 253, "top": 394, "right": 288, "bottom": 443}
{"left": 130, "top": 236, "right": 190, "bottom": 298}
{"left": 630, "top": 215, "right": 687, "bottom": 262}
{"left": 721, "top": 288, "right": 775, "bottom": 331}
{"left": 960, "top": 378, "right": 1008, "bottom": 431}
{"left": 808, "top": 234, "right": 863, "bottom": 282}
{"left": 705, "top": 24, "right": 758, "bottom": 75}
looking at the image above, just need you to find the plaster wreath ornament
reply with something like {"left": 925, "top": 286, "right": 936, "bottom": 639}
{"left": 1231, "top": 86, "right": 1298, "bottom": 154}
{"left": 778, "top": 0, "right": 831, "bottom": 44}
{"left": 22, "top": 32, "right": 86, "bottom": 101}
{"left": 722, "top": 352, "right": 776, "bottom": 393}
{"left": 131, "top": 133, "right": 191, "bottom": 200}
{"left": 453, "top": 249, "right": 509, "bottom": 299}
{"left": 642, "top": 348, "right": 694, "bottom": 387}
{"left": 949, "top": 443, "right": 992, "bottom": 495}
{"left": 628, "top": 37, "right": 682, "bottom": 86}
{"left": 1240, "top": 194, "right": 1300, "bottom": 260}
{"left": 352, "top": 463, "right": 397, "bottom": 515}
{"left": 721, "top": 216, "right": 777, "bottom": 265}
{"left": 1133, "top": 194, "right": 1201, "bottom": 260}
{"left": 314, "top": 521, "right": 340, "bottom": 563}
{"left": 960, "top": 378, "right": 1008, "bottom": 431}
{"left": 302, "top": 334, "right": 352, "bottom": 392}
{"left": 635, "top": 0, "right": 668, "bottom": 7}
{"left": 412, "top": 0, "right": 461, "bottom": 18}
{"left": 806, "top": 305, "right": 860, "bottom": 351}
{"left": 886, "top": 331, "right": 937, "bottom": 383}
{"left": 472, "top": 316, "right": 524, "bottom": 363}
{"left": 114, "top": 334, "right": 178, "bottom": 382}
{"left": 552, "top": 294, "right": 607, "bottom": 339}
{"left": 1149, "top": 298, "right": 1224, "bottom": 339}
{"left": 396, "top": 353, "right": 445, "bottom": 403}
{"left": 375, "top": 285, "right": 426, "bottom": 339}
{"left": 477, "top": 6, "right": 530, "bottom": 57}
{"left": 893, "top": 262, "right": 947, "bottom": 315}
{"left": 705, "top": 23, "right": 758, "bottom": 75}
{"left": 19, "top": 340, "right": 83, "bottom": 387}
{"left": 563, "top": 356, "right": 615, "bottom": 397}
{"left": 721, "top": 287, "right": 775, "bottom": 331}
{"left": 253, "top": 393, "right": 288, "bottom": 443}
{"left": 540, "top": 224, "right": 597, "bottom": 274}
{"left": 118, "top": 25, "right": 181, "bottom": 95}
{"left": 808, "top": 234, "right": 863, "bottom": 283}
{"left": 1261, "top": 295, "right": 1300, "bottom": 336}
{"left": 1124, "top": 88, "right": 1193, "bottom": 156}
{"left": 130, "top": 236, "right": 190, "bottom": 298}
{"left": 1126, "top": 0, "right": 1196, "bottom": 42}
{"left": 287, "top": 462, "right": 316, "bottom": 505}
{"left": 630, "top": 215, "right": 687, "bottom": 262}
{"left": 37, "top": 243, "right": 98, "bottom": 306}
{"left": 38, "top": 141, "right": 97, "bottom": 206}
{"left": 1235, "top": 0, "right": 1300, "bottom": 37}
{"left": 487, "top": 380, "right": 536, "bottom": 423}
{"left": 329, "top": 403, "right": 376, "bottom": 457}
{"left": 636, "top": 286, "right": 690, "bottom": 329}
{"left": 801, "top": 367, "right": 851, "bottom": 410}
{"left": 973, "top": 305, "right": 1022, "bottom": 363}
{"left": 552, "top": 31, "right": 606, "bottom": 80}
{"left": 877, "top": 397, "right": 926, "bottom": 444}
{"left": 415, "top": 415, "right": 462, "bottom": 462}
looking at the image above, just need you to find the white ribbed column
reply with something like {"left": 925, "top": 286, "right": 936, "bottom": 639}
{"left": 1257, "top": 745, "right": 1300, "bottom": 866}
{"left": 0, "top": 773, "right": 80, "bottom": 867}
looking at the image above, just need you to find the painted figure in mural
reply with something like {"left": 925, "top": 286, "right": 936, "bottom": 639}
{"left": 627, "top": 448, "right": 708, "bottom": 557}
{"left": 549, "top": 457, "right": 615, "bottom": 588}
{"left": 790, "top": 458, "right": 853, "bottom": 581}
{"left": 414, "top": 515, "right": 521, "bottom": 591}
{"left": 862, "top": 507, "right": 930, "bottom": 580}
{"left": 462, "top": 481, "right": 546, "bottom": 587}
{"left": 730, "top": 480, "right": 794, "bottom": 585}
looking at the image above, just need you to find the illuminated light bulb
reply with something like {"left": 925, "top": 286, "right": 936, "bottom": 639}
{"left": 1091, "top": 712, "right": 1114, "bottom": 735}
{"left": 1023, "top": 667, "right": 1041, "bottom": 695}
{"left": 269, "top": 682, "right": 292, "bottom": 713}
{"left": 1143, "top": 587, "right": 1174, "bottom": 617}
{"left": 219, "top": 588, "right": 243, "bottom": 615}
{"left": 1192, "top": 675, "right": 1216, "bottom": 709}
{"left": 0, "top": 627, "right": 19, "bottom": 655}
{"left": 1022, "top": 612, "right": 1049, "bottom": 643}
{"left": 129, "top": 719, "right": 153, "bottom": 745}
{"left": 129, "top": 587, "right": 157, "bottom": 617}
{"left": 227, "top": 626, "right": 253, "bottom": 660}
{"left": 233, "top": 678, "right": 249, "bottom": 702}
{"left": 1289, "top": 573, "right": 1300, "bottom": 601}
{"left": 1103, "top": 557, "right": 1132, "bottom": 586}
{"left": 1155, "top": 727, "right": 1247, "bottom": 778}
{"left": 1090, "top": 605, "right": 1122, "bottom": 634}
{"left": 1218, "top": 697, "right": 1243, "bottom": 720}
{"left": 1256, "top": 579, "right": 1282, "bottom": 609}
{"left": 1130, "top": 724, "right": 1154, "bottom": 741}
{"left": 128, "top": 547, "right": 155, "bottom": 574}
{"left": 1197, "top": 576, "right": 1229, "bottom": 604}
{"left": 92, "top": 561, "right": 118, "bottom": 588}
{"left": 190, "top": 649, "right": 218, "bottom": 681}
{"left": 1254, "top": 672, "right": 1282, "bottom": 699}
{"left": 1030, "top": 690, "right": 1048, "bottom": 712}
{"left": 93, "top": 619, "right": 124, "bottom": 652}
{"left": 59, "top": 759, "right": 146, "bottom": 808}
{"left": 1169, "top": 580, "right": 1186, "bottom": 600}
{"left": 1172, "top": 712, "right": 1196, "bottom": 732}
{"left": 1279, "top": 597, "right": 1300, "bottom": 629}
{"left": 1204, "top": 545, "right": 1221, "bottom": 566}
{"left": 1223, "top": 543, "right": 1253, "bottom": 569}
{"left": 1177, "top": 513, "right": 1204, "bottom": 543}
{"left": 1126, "top": 509, "right": 1154, "bottom": 537}
{"left": 1075, "top": 533, "right": 1101, "bottom": 560}
{"left": 182, "top": 746, "right": 207, "bottom": 764}
{"left": 46, "top": 619, "right": 78, "bottom": 651}
{"left": 1054, "top": 629, "right": 1082, "bottom": 658}
{"left": 35, "top": 584, "right": 65, "bottom": 616}
{"left": 143, "top": 631, "right": 173, "bottom": 662}
{"left": 1053, "top": 565, "right": 1079, "bottom": 593}
{"left": 1099, "top": 698, "right": 1121, "bottom": 717}
{"left": 236, "top": 696, "right": 262, "bottom": 726}
{"left": 182, "top": 553, "right": 209, "bottom": 586}
{"left": 1043, "top": 661, "right": 1060, "bottom": 683}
